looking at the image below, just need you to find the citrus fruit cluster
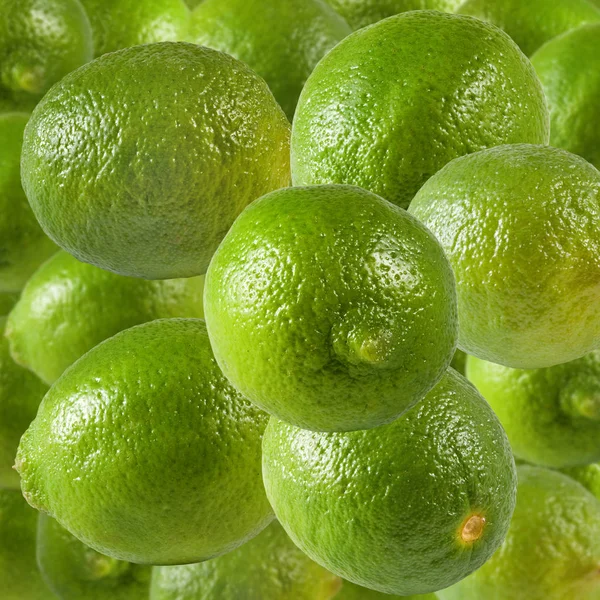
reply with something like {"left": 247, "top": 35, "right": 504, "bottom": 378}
{"left": 1, "top": 2, "right": 600, "bottom": 600}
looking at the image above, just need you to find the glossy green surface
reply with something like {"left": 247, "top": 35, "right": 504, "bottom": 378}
{"left": 336, "top": 579, "right": 438, "bottom": 599}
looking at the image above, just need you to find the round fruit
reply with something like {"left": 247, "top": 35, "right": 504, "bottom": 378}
{"left": 190, "top": 0, "right": 351, "bottom": 120}
{"left": 409, "top": 144, "right": 600, "bottom": 369}
{"left": 0, "top": 0, "right": 93, "bottom": 112}
{"left": 37, "top": 514, "right": 151, "bottom": 600}
{"left": 262, "top": 368, "right": 517, "bottom": 596}
{"left": 204, "top": 185, "right": 457, "bottom": 432}
{"left": 21, "top": 43, "right": 290, "bottom": 280}
{"left": 291, "top": 10, "right": 549, "bottom": 210}
{"left": 458, "top": 0, "right": 600, "bottom": 57}
{"left": 438, "top": 465, "right": 600, "bottom": 600}
{"left": 150, "top": 521, "right": 341, "bottom": 600}
{"left": 561, "top": 463, "right": 600, "bottom": 500}
{"left": 16, "top": 318, "right": 273, "bottom": 564}
{"left": 531, "top": 24, "right": 600, "bottom": 169}
{"left": 0, "top": 292, "right": 17, "bottom": 315}
{"left": 0, "top": 113, "right": 56, "bottom": 292}
{"left": 79, "top": 0, "right": 190, "bottom": 57}
{"left": 6, "top": 250, "right": 205, "bottom": 385}
{"left": 336, "top": 580, "right": 439, "bottom": 600}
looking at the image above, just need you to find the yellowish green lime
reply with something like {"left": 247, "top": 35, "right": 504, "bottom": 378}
{"left": 561, "top": 463, "right": 600, "bottom": 500}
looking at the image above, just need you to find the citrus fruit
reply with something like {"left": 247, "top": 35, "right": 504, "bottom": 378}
{"left": 0, "top": 292, "right": 17, "bottom": 315}
{"left": 438, "top": 465, "right": 600, "bottom": 600}
{"left": 409, "top": 144, "right": 600, "bottom": 369}
{"left": 561, "top": 462, "right": 600, "bottom": 500}
{"left": 16, "top": 318, "right": 273, "bottom": 564}
{"left": 0, "top": 0, "right": 93, "bottom": 112}
{"left": 262, "top": 368, "right": 517, "bottom": 596}
{"left": 467, "top": 352, "right": 600, "bottom": 468}
{"left": 531, "top": 24, "right": 600, "bottom": 169}
{"left": 0, "top": 113, "right": 56, "bottom": 292}
{"left": 449, "top": 349, "right": 467, "bottom": 376}
{"left": 79, "top": 0, "right": 190, "bottom": 57}
{"left": 150, "top": 521, "right": 342, "bottom": 600}
{"left": 190, "top": 0, "right": 351, "bottom": 120}
{"left": 291, "top": 10, "right": 549, "bottom": 210}
{"left": 37, "top": 514, "right": 151, "bottom": 600}
{"left": 204, "top": 185, "right": 457, "bottom": 432}
{"left": 336, "top": 580, "right": 438, "bottom": 599}
{"left": 0, "top": 316, "right": 48, "bottom": 489}
{"left": 21, "top": 43, "right": 290, "bottom": 280}
{"left": 0, "top": 489, "right": 57, "bottom": 599}
{"left": 6, "top": 250, "right": 205, "bottom": 385}
{"left": 457, "top": 0, "right": 600, "bottom": 57}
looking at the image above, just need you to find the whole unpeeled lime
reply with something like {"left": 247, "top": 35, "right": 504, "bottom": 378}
{"left": 16, "top": 318, "right": 272, "bottom": 564}
{"left": 561, "top": 463, "right": 600, "bottom": 500}
{"left": 6, "top": 250, "right": 204, "bottom": 385}
{"left": 262, "top": 368, "right": 516, "bottom": 596}
{"left": 204, "top": 185, "right": 457, "bottom": 432}
{"left": 291, "top": 10, "right": 549, "bottom": 210}
{"left": 336, "top": 580, "right": 438, "bottom": 599}
{"left": 21, "top": 43, "right": 290, "bottom": 280}
{"left": 409, "top": 144, "right": 600, "bottom": 369}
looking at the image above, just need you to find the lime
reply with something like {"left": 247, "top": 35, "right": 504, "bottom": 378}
{"left": 336, "top": 580, "right": 438, "bottom": 599}
{"left": 262, "top": 368, "right": 516, "bottom": 596}
{"left": 79, "top": 0, "right": 190, "bottom": 57}
{"left": 6, "top": 250, "right": 205, "bottom": 385}
{"left": 16, "top": 318, "right": 272, "bottom": 564}
{"left": 458, "top": 0, "right": 600, "bottom": 56}
{"left": 409, "top": 144, "right": 600, "bottom": 369}
{"left": 37, "top": 514, "right": 151, "bottom": 600}
{"left": 561, "top": 463, "right": 600, "bottom": 500}
{"left": 291, "top": 10, "right": 549, "bottom": 210}
{"left": 21, "top": 42, "right": 290, "bottom": 280}
{"left": 0, "top": 292, "right": 18, "bottom": 315}
{"left": 449, "top": 349, "right": 467, "bottom": 376}
{"left": 531, "top": 24, "right": 600, "bottom": 169}
{"left": 150, "top": 521, "right": 341, "bottom": 600}
{"left": 204, "top": 185, "right": 457, "bottom": 432}
{"left": 438, "top": 465, "right": 600, "bottom": 600}
{"left": 0, "top": 113, "right": 56, "bottom": 292}
{"left": 190, "top": 0, "right": 351, "bottom": 120}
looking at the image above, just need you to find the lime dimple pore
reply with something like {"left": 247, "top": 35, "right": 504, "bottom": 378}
{"left": 262, "top": 368, "right": 516, "bottom": 596}
{"left": 291, "top": 11, "right": 549, "bottom": 210}
{"left": 409, "top": 144, "right": 600, "bottom": 369}
{"left": 6, "top": 250, "right": 205, "bottom": 385}
{"left": 21, "top": 42, "right": 290, "bottom": 280}
{"left": 16, "top": 319, "right": 273, "bottom": 565}
{"left": 190, "top": 0, "right": 351, "bottom": 120}
{"left": 204, "top": 185, "right": 457, "bottom": 432}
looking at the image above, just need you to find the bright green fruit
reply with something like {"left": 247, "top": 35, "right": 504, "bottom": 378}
{"left": 0, "top": 0, "right": 93, "bottom": 112}
{"left": 458, "top": 0, "right": 600, "bottom": 57}
{"left": 531, "top": 24, "right": 600, "bottom": 169}
{"left": 6, "top": 250, "right": 204, "bottom": 385}
{"left": 21, "top": 43, "right": 290, "bottom": 280}
{"left": 262, "top": 368, "right": 516, "bottom": 596}
{"left": 410, "top": 144, "right": 600, "bottom": 369}
{"left": 561, "top": 463, "right": 600, "bottom": 500}
{"left": 291, "top": 11, "right": 549, "bottom": 210}
{"left": 439, "top": 465, "right": 600, "bottom": 600}
{"left": 0, "top": 316, "right": 47, "bottom": 489}
{"left": 80, "top": 0, "right": 190, "bottom": 57}
{"left": 0, "top": 489, "right": 57, "bottom": 599}
{"left": 37, "top": 514, "right": 151, "bottom": 600}
{"left": 150, "top": 521, "right": 341, "bottom": 600}
{"left": 190, "top": 0, "right": 350, "bottom": 120}
{"left": 0, "top": 292, "right": 17, "bottom": 315}
{"left": 336, "top": 579, "right": 438, "bottom": 599}
{"left": 16, "top": 318, "right": 272, "bottom": 564}
{"left": 0, "top": 113, "right": 56, "bottom": 292}
{"left": 205, "top": 185, "right": 457, "bottom": 432}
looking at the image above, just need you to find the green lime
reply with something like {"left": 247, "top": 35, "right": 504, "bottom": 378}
{"left": 190, "top": 0, "right": 351, "bottom": 120}
{"left": 438, "top": 465, "right": 600, "bottom": 600}
{"left": 204, "top": 185, "right": 457, "bottom": 432}
{"left": 37, "top": 514, "right": 151, "bottom": 600}
{"left": 531, "top": 24, "right": 600, "bottom": 169}
{"left": 16, "top": 318, "right": 272, "bottom": 564}
{"left": 6, "top": 250, "right": 204, "bottom": 385}
{"left": 79, "top": 0, "right": 190, "bottom": 57}
{"left": 458, "top": 0, "right": 600, "bottom": 56}
{"left": 0, "top": 489, "right": 57, "bottom": 599}
{"left": 0, "top": 113, "right": 56, "bottom": 292}
{"left": 21, "top": 43, "right": 290, "bottom": 280}
{"left": 0, "top": 292, "right": 18, "bottom": 315}
{"left": 561, "top": 463, "right": 600, "bottom": 500}
{"left": 291, "top": 10, "right": 549, "bottom": 210}
{"left": 262, "top": 368, "right": 516, "bottom": 596}
{"left": 150, "top": 521, "right": 341, "bottom": 600}
{"left": 409, "top": 144, "right": 600, "bottom": 369}
{"left": 449, "top": 349, "right": 467, "bottom": 376}
{"left": 336, "top": 579, "right": 438, "bottom": 599}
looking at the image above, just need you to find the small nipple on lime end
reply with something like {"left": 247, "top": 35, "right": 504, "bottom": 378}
{"left": 461, "top": 515, "right": 486, "bottom": 543}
